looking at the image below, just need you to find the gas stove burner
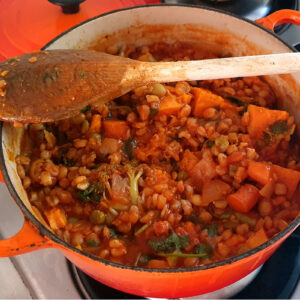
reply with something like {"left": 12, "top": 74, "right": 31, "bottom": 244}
{"left": 162, "top": 0, "right": 298, "bottom": 34}
{"left": 69, "top": 228, "right": 300, "bottom": 299}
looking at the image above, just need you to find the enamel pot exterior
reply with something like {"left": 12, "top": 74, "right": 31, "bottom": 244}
{"left": 1, "top": 5, "right": 300, "bottom": 298}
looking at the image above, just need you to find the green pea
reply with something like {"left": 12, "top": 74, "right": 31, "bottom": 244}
{"left": 177, "top": 170, "right": 187, "bottom": 181}
{"left": 151, "top": 83, "right": 167, "bottom": 98}
{"left": 90, "top": 133, "right": 102, "bottom": 142}
{"left": 67, "top": 217, "right": 79, "bottom": 224}
{"left": 72, "top": 113, "right": 86, "bottom": 125}
{"left": 90, "top": 210, "right": 106, "bottom": 224}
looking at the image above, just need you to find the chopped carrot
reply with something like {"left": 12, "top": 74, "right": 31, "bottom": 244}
{"left": 246, "top": 228, "right": 268, "bottom": 249}
{"left": 227, "top": 151, "right": 244, "bottom": 165}
{"left": 45, "top": 208, "right": 67, "bottom": 230}
{"left": 248, "top": 161, "right": 300, "bottom": 199}
{"left": 103, "top": 120, "right": 129, "bottom": 141}
{"left": 179, "top": 93, "right": 192, "bottom": 104}
{"left": 248, "top": 161, "right": 272, "bottom": 185}
{"left": 179, "top": 150, "right": 199, "bottom": 173}
{"left": 191, "top": 87, "right": 237, "bottom": 117}
{"left": 227, "top": 184, "right": 260, "bottom": 213}
{"left": 247, "top": 104, "right": 289, "bottom": 139}
{"left": 272, "top": 164, "right": 300, "bottom": 199}
{"left": 202, "top": 179, "right": 231, "bottom": 205}
{"left": 88, "top": 114, "right": 101, "bottom": 134}
{"left": 158, "top": 94, "right": 182, "bottom": 116}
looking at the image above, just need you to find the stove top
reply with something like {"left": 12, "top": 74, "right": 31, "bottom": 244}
{"left": 1, "top": 1, "right": 300, "bottom": 299}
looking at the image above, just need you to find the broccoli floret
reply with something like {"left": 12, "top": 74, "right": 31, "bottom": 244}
{"left": 127, "top": 167, "right": 143, "bottom": 205}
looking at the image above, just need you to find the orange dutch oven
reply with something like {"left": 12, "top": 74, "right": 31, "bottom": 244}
{"left": 1, "top": 5, "right": 300, "bottom": 298}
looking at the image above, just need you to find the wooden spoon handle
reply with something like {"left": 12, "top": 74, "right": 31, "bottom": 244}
{"left": 143, "top": 52, "right": 300, "bottom": 83}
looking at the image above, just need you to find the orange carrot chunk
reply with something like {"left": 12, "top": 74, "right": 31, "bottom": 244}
{"left": 247, "top": 104, "right": 289, "bottom": 139}
{"left": 247, "top": 161, "right": 272, "bottom": 185}
{"left": 45, "top": 208, "right": 67, "bottom": 230}
{"left": 246, "top": 228, "right": 268, "bottom": 249}
{"left": 191, "top": 87, "right": 237, "bottom": 117}
{"left": 227, "top": 184, "right": 260, "bottom": 213}
{"left": 158, "top": 94, "right": 182, "bottom": 116}
{"left": 272, "top": 164, "right": 300, "bottom": 199}
{"left": 248, "top": 161, "right": 300, "bottom": 199}
{"left": 103, "top": 120, "right": 129, "bottom": 141}
{"left": 88, "top": 114, "right": 101, "bottom": 134}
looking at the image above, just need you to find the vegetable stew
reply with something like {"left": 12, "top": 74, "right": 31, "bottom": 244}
{"left": 17, "top": 42, "right": 300, "bottom": 268}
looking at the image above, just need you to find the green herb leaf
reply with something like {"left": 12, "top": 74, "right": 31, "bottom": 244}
{"left": 206, "top": 140, "right": 215, "bottom": 148}
{"left": 62, "top": 156, "right": 75, "bottom": 167}
{"left": 177, "top": 170, "right": 187, "bottom": 181}
{"left": 224, "top": 95, "right": 246, "bottom": 107}
{"left": 269, "top": 120, "right": 289, "bottom": 135}
{"left": 194, "top": 243, "right": 213, "bottom": 259}
{"left": 170, "top": 158, "right": 179, "bottom": 171}
{"left": 234, "top": 212, "right": 255, "bottom": 227}
{"left": 109, "top": 227, "right": 119, "bottom": 238}
{"left": 122, "top": 138, "right": 137, "bottom": 160}
{"left": 219, "top": 214, "right": 231, "bottom": 219}
{"left": 86, "top": 239, "right": 99, "bottom": 247}
{"left": 58, "top": 148, "right": 76, "bottom": 167}
{"left": 77, "top": 184, "right": 105, "bottom": 203}
{"left": 150, "top": 108, "right": 159, "bottom": 118}
{"left": 42, "top": 73, "right": 52, "bottom": 83}
{"left": 207, "top": 224, "right": 218, "bottom": 237}
{"left": 148, "top": 232, "right": 189, "bottom": 253}
{"left": 80, "top": 72, "right": 86, "bottom": 78}
{"left": 67, "top": 217, "right": 79, "bottom": 224}
{"left": 81, "top": 105, "right": 91, "bottom": 113}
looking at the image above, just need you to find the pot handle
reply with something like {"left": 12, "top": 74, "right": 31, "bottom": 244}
{"left": 0, "top": 220, "right": 53, "bottom": 257}
{"left": 257, "top": 9, "right": 300, "bottom": 32}
{"left": 0, "top": 172, "right": 54, "bottom": 257}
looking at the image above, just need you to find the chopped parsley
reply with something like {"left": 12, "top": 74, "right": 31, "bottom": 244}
{"left": 109, "top": 227, "right": 119, "bottom": 238}
{"left": 77, "top": 184, "right": 105, "bottom": 203}
{"left": 81, "top": 105, "right": 91, "bottom": 113}
{"left": 269, "top": 120, "right": 289, "bottom": 135}
{"left": 86, "top": 239, "right": 100, "bottom": 247}
{"left": 80, "top": 72, "right": 86, "bottom": 78}
{"left": 148, "top": 232, "right": 189, "bottom": 253}
{"left": 194, "top": 243, "right": 213, "bottom": 259}
{"left": 206, "top": 140, "right": 215, "bottom": 148}
{"left": 149, "top": 108, "right": 159, "bottom": 118}
{"left": 224, "top": 95, "right": 246, "bottom": 107}
{"left": 207, "top": 224, "right": 218, "bottom": 237}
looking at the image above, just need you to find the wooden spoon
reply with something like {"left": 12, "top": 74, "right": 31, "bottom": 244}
{"left": 1, "top": 49, "right": 300, "bottom": 123}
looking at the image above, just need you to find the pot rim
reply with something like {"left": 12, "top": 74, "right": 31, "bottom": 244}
{"left": 2, "top": 3, "right": 300, "bottom": 274}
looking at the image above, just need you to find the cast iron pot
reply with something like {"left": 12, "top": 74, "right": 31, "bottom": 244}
{"left": 0, "top": 5, "right": 300, "bottom": 298}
